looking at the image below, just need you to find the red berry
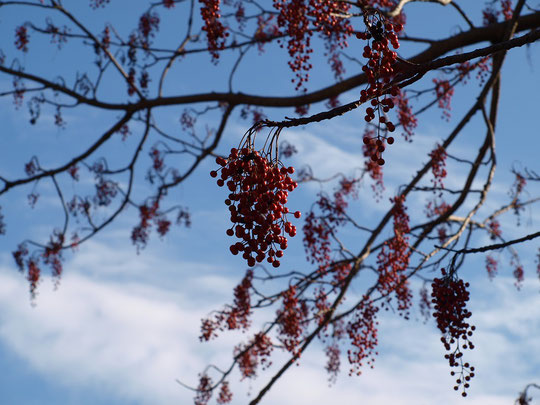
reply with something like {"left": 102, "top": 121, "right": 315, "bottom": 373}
{"left": 294, "top": 211, "right": 301, "bottom": 219}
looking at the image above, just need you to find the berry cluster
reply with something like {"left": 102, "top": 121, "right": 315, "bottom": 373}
{"left": 194, "top": 373, "right": 212, "bottom": 405}
{"left": 15, "top": 25, "right": 29, "bottom": 52}
{"left": 361, "top": 128, "right": 385, "bottom": 198}
{"left": 346, "top": 299, "right": 379, "bottom": 376}
{"left": 376, "top": 194, "right": 412, "bottom": 317}
{"left": 216, "top": 381, "right": 233, "bottom": 404}
{"left": 276, "top": 285, "right": 308, "bottom": 353}
{"left": 200, "top": 0, "right": 229, "bottom": 61}
{"left": 362, "top": 135, "right": 394, "bottom": 166}
{"left": 211, "top": 147, "right": 300, "bottom": 268}
{"left": 485, "top": 254, "right": 498, "bottom": 279}
{"left": 357, "top": 14, "right": 403, "bottom": 165}
{"left": 273, "top": 0, "right": 353, "bottom": 91}
{"left": 234, "top": 332, "right": 273, "bottom": 379}
{"left": 138, "top": 11, "right": 160, "bottom": 44}
{"left": 433, "top": 78, "right": 454, "bottom": 120}
{"left": 428, "top": 143, "right": 448, "bottom": 192}
{"left": 431, "top": 269, "right": 475, "bottom": 397}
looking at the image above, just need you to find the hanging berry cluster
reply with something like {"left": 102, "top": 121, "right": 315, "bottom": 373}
{"left": 276, "top": 285, "right": 309, "bottom": 353}
{"left": 273, "top": 0, "right": 353, "bottom": 91}
{"left": 357, "top": 12, "right": 403, "bottom": 166}
{"left": 431, "top": 268, "right": 475, "bottom": 397}
{"left": 211, "top": 127, "right": 301, "bottom": 268}
{"left": 200, "top": 0, "right": 229, "bottom": 62}
{"left": 234, "top": 332, "right": 274, "bottom": 379}
{"left": 376, "top": 194, "right": 412, "bottom": 317}
{"left": 428, "top": 143, "right": 448, "bottom": 192}
{"left": 15, "top": 25, "right": 30, "bottom": 52}
{"left": 346, "top": 298, "right": 379, "bottom": 376}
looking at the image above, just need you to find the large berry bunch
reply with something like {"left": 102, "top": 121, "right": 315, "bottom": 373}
{"left": 211, "top": 146, "right": 300, "bottom": 268}
{"left": 357, "top": 12, "right": 403, "bottom": 165}
{"left": 431, "top": 268, "right": 476, "bottom": 397}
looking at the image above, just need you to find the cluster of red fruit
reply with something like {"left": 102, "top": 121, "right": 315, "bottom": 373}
{"left": 357, "top": 15, "right": 403, "bottom": 165}
{"left": 200, "top": 0, "right": 229, "bottom": 61}
{"left": 431, "top": 268, "right": 475, "bottom": 397}
{"left": 362, "top": 136, "right": 394, "bottom": 166}
{"left": 211, "top": 147, "right": 300, "bottom": 268}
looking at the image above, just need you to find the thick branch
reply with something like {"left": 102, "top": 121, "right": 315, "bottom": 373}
{"left": 2, "top": 13, "right": 537, "bottom": 112}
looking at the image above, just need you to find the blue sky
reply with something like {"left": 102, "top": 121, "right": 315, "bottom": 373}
{"left": 0, "top": 1, "right": 539, "bottom": 404}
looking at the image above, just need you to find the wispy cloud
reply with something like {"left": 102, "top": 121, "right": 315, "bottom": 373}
{"left": 1, "top": 236, "right": 537, "bottom": 405}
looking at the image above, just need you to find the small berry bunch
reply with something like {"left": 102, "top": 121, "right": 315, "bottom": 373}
{"left": 211, "top": 143, "right": 300, "bottom": 268}
{"left": 431, "top": 268, "right": 475, "bottom": 397}
{"left": 362, "top": 136, "right": 393, "bottom": 166}
{"left": 357, "top": 12, "right": 403, "bottom": 165}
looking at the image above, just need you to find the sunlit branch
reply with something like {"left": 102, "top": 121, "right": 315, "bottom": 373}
{"left": 438, "top": 231, "right": 540, "bottom": 255}
{"left": 386, "top": 0, "right": 452, "bottom": 18}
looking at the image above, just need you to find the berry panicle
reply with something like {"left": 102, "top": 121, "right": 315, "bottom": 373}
{"left": 211, "top": 131, "right": 300, "bottom": 268}
{"left": 357, "top": 12, "right": 403, "bottom": 166}
{"left": 431, "top": 268, "right": 476, "bottom": 397}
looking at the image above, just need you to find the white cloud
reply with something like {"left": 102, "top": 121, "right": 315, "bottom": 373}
{"left": 0, "top": 211, "right": 538, "bottom": 405}
{"left": 0, "top": 269, "right": 207, "bottom": 404}
{"left": 1, "top": 254, "right": 537, "bottom": 405}
{"left": 0, "top": 238, "right": 240, "bottom": 405}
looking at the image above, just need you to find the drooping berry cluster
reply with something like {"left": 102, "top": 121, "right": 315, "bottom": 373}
{"left": 362, "top": 135, "right": 394, "bottom": 167}
{"left": 216, "top": 381, "right": 233, "bottom": 404}
{"left": 361, "top": 128, "right": 385, "bottom": 199}
{"left": 211, "top": 147, "right": 300, "bottom": 268}
{"left": 513, "top": 264, "right": 524, "bottom": 289}
{"left": 433, "top": 78, "right": 455, "bottom": 120}
{"left": 429, "top": 143, "right": 448, "bottom": 191}
{"left": 276, "top": 285, "right": 308, "bottom": 353}
{"left": 487, "top": 219, "right": 502, "bottom": 240}
{"left": 15, "top": 25, "right": 30, "bottom": 52}
{"left": 234, "top": 332, "right": 273, "bottom": 379}
{"left": 485, "top": 254, "right": 498, "bottom": 279}
{"left": 356, "top": 13, "right": 402, "bottom": 165}
{"left": 346, "top": 298, "right": 379, "bottom": 376}
{"left": 273, "top": 0, "right": 353, "bottom": 91}
{"left": 200, "top": 0, "right": 229, "bottom": 62}
{"left": 376, "top": 195, "right": 412, "bottom": 316}
{"left": 431, "top": 268, "right": 475, "bottom": 397}
{"left": 194, "top": 373, "right": 213, "bottom": 405}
